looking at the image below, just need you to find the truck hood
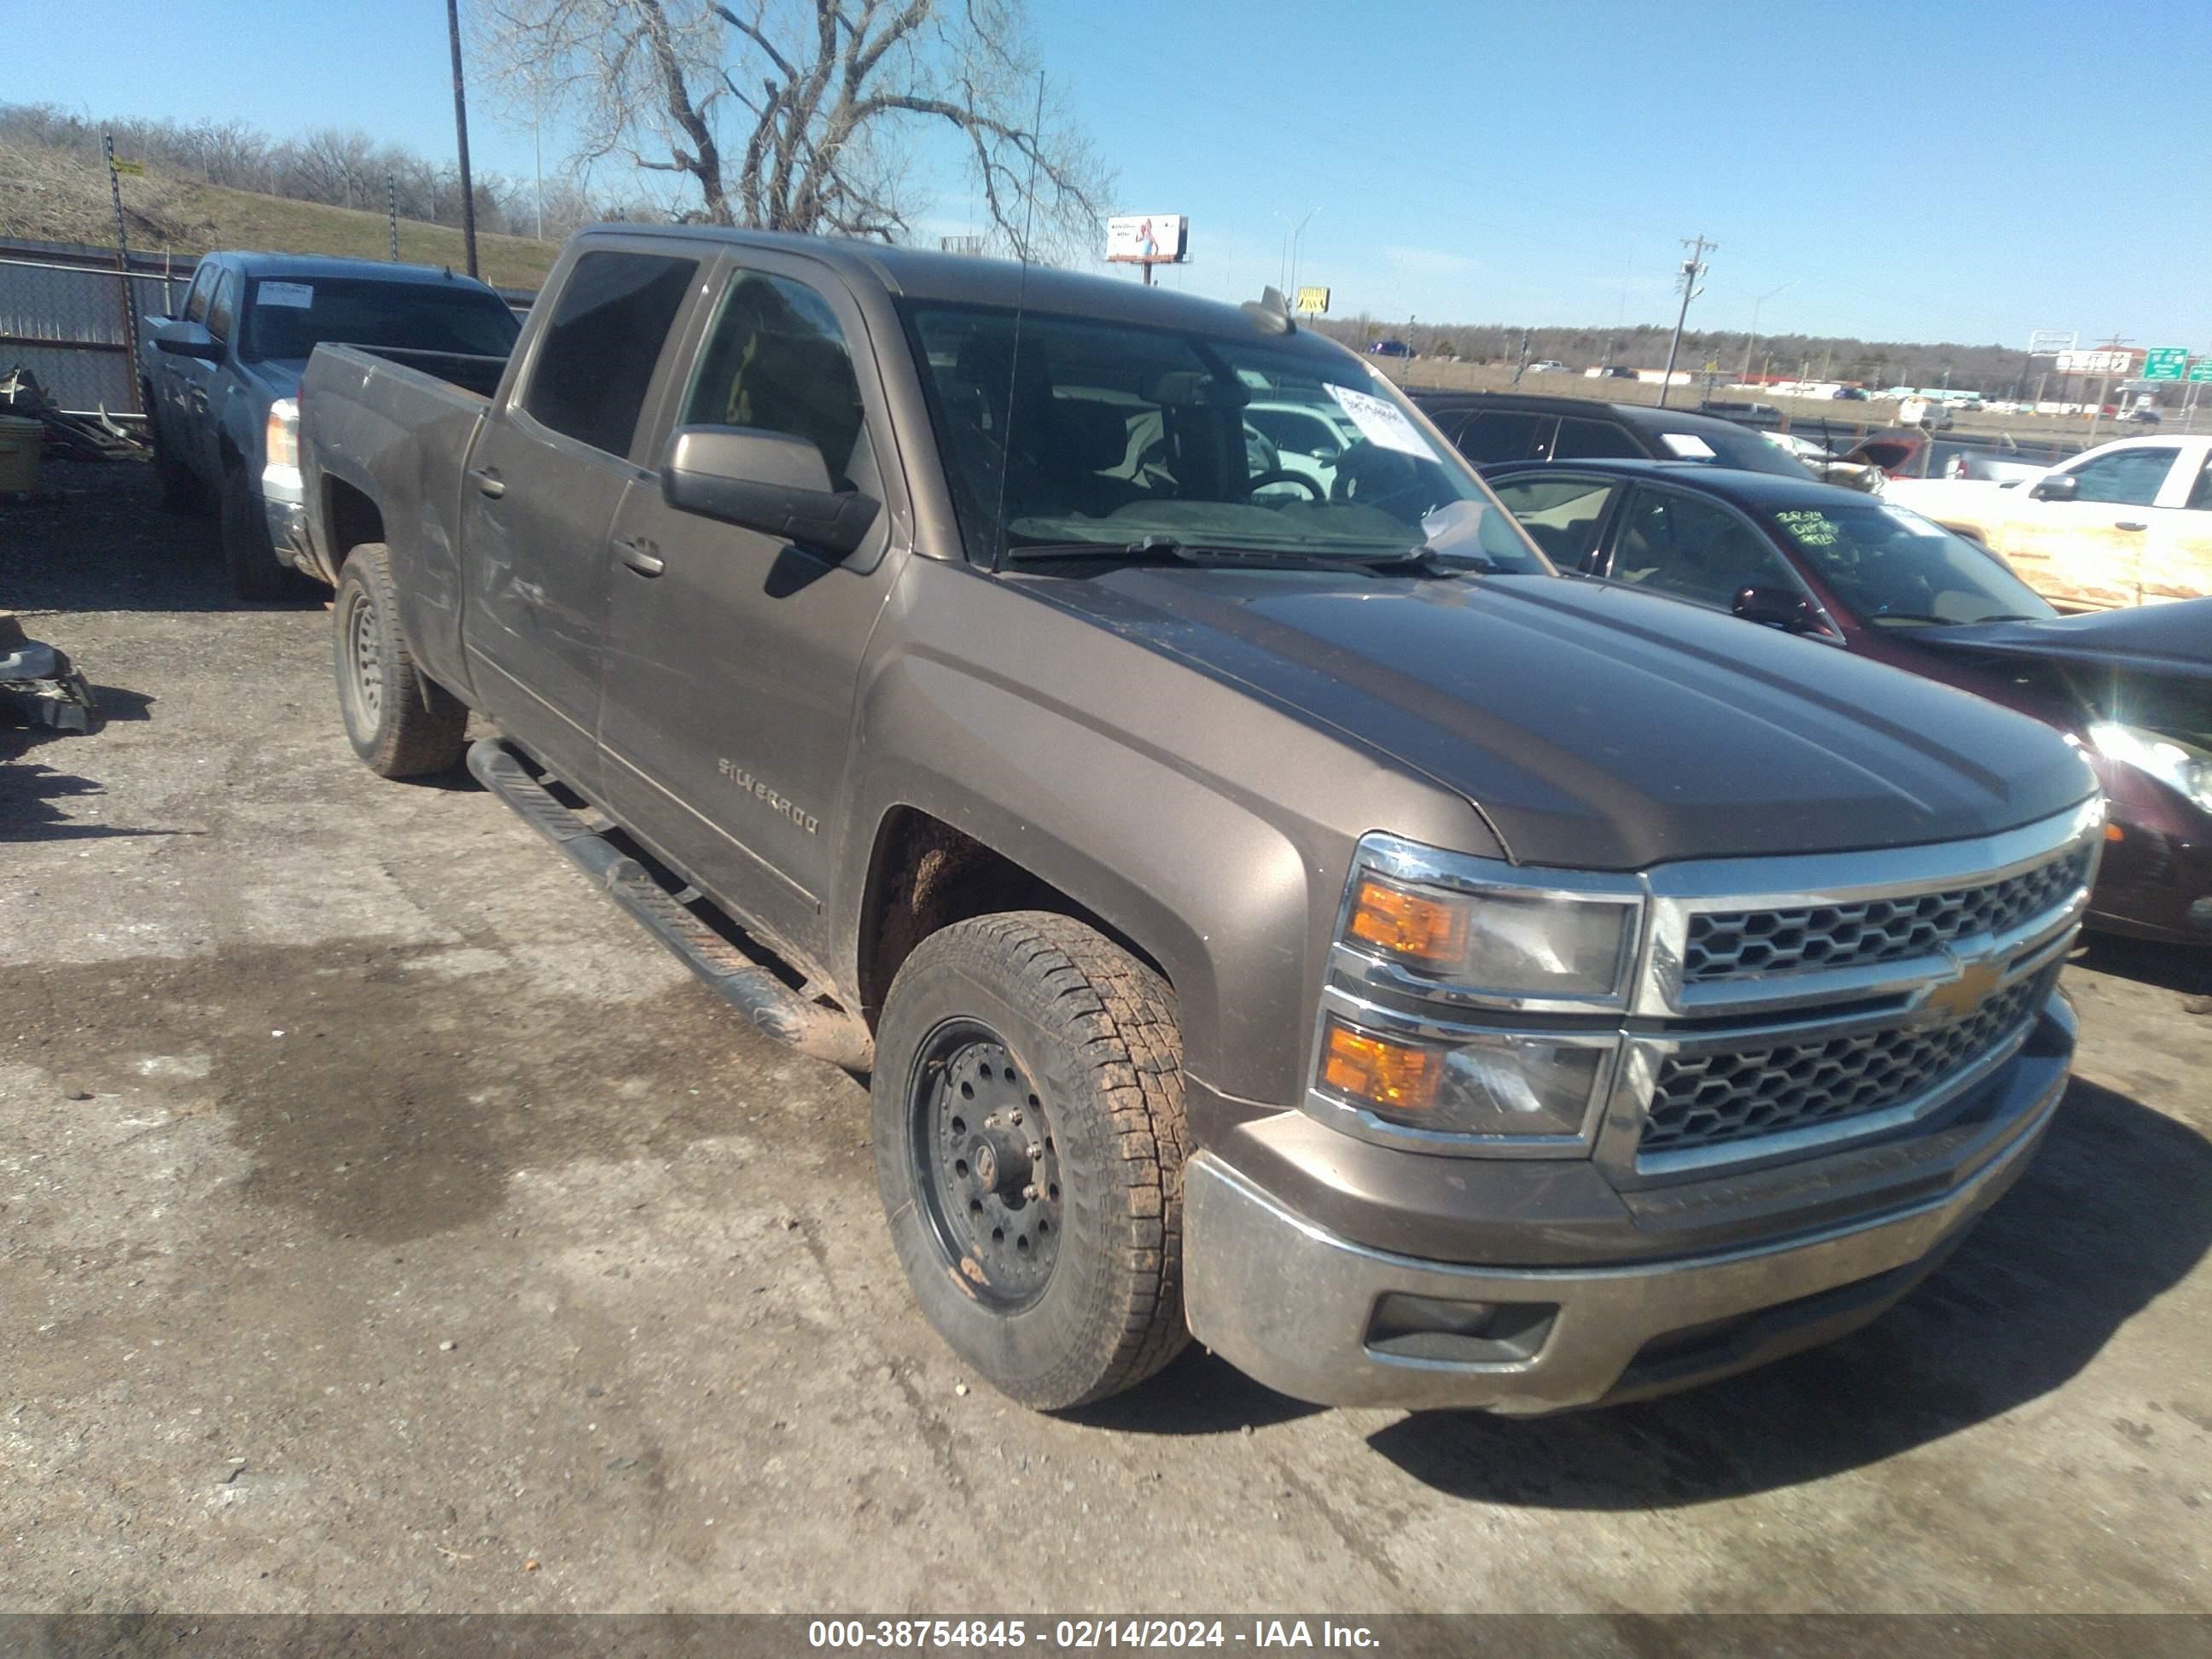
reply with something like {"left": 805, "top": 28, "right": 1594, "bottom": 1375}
{"left": 1032, "top": 568, "right": 2095, "bottom": 870}
{"left": 245, "top": 359, "right": 307, "bottom": 401}
{"left": 1905, "top": 599, "right": 2212, "bottom": 683}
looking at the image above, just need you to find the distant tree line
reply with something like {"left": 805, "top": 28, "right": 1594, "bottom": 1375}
{"left": 1314, "top": 317, "right": 2057, "bottom": 399}
{"left": 0, "top": 102, "right": 664, "bottom": 241}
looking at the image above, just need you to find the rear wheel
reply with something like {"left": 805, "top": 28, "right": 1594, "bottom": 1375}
{"left": 872, "top": 911, "right": 1189, "bottom": 1410}
{"left": 221, "top": 465, "right": 304, "bottom": 601}
{"left": 333, "top": 543, "right": 469, "bottom": 778}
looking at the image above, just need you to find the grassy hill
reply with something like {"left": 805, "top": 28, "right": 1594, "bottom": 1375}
{"left": 0, "top": 141, "right": 559, "bottom": 290}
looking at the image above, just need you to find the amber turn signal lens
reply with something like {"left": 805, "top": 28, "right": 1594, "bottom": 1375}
{"left": 1322, "top": 1022, "right": 1442, "bottom": 1115}
{"left": 2105, "top": 823, "right": 2124, "bottom": 842}
{"left": 1347, "top": 876, "right": 1467, "bottom": 967}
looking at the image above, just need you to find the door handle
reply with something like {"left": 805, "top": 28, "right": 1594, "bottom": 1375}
{"left": 616, "top": 538, "right": 664, "bottom": 576}
{"left": 2115, "top": 521, "right": 2147, "bottom": 532}
{"left": 469, "top": 467, "right": 506, "bottom": 499}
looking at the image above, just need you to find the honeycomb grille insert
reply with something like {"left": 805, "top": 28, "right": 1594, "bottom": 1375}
{"left": 1681, "top": 846, "right": 2091, "bottom": 984}
{"left": 1640, "top": 974, "right": 2048, "bottom": 1156}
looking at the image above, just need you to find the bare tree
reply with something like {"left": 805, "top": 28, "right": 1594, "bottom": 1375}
{"left": 472, "top": 0, "right": 1108, "bottom": 257}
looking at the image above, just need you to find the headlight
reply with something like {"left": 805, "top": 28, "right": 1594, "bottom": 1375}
{"left": 2089, "top": 721, "right": 2212, "bottom": 814}
{"left": 1312, "top": 837, "right": 1645, "bottom": 1151}
{"left": 1342, "top": 867, "right": 1639, "bottom": 1004}
{"left": 264, "top": 398, "right": 299, "bottom": 471}
{"left": 1318, "top": 1017, "right": 1611, "bottom": 1141}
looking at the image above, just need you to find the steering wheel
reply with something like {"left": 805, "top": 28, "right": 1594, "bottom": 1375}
{"left": 1329, "top": 439, "right": 1430, "bottom": 518}
{"left": 1247, "top": 469, "right": 1323, "bottom": 500}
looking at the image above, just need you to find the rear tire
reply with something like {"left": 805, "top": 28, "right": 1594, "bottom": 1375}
{"left": 333, "top": 543, "right": 469, "bottom": 778}
{"left": 221, "top": 465, "right": 304, "bottom": 601}
{"left": 872, "top": 911, "right": 1189, "bottom": 1411}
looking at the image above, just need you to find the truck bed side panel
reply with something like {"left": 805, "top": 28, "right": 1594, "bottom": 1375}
{"left": 301, "top": 344, "right": 487, "bottom": 696}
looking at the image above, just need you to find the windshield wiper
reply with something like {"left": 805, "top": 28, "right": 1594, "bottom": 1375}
{"left": 1871, "top": 610, "right": 2046, "bottom": 627}
{"left": 1005, "top": 535, "right": 1460, "bottom": 571}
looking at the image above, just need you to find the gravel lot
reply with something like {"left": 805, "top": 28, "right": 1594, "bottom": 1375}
{"left": 4, "top": 459, "right": 2209, "bottom": 1615}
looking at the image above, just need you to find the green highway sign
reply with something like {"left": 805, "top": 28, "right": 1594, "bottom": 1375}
{"left": 2190, "top": 358, "right": 2212, "bottom": 383}
{"left": 2142, "top": 346, "right": 2188, "bottom": 381}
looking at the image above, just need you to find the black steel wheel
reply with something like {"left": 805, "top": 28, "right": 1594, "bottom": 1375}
{"left": 909, "top": 1022, "right": 1064, "bottom": 1313}
{"left": 872, "top": 911, "right": 1188, "bottom": 1411}
{"left": 331, "top": 543, "right": 469, "bottom": 778}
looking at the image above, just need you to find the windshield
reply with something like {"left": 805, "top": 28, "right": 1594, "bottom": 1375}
{"left": 901, "top": 303, "right": 1545, "bottom": 571}
{"left": 1660, "top": 423, "right": 1818, "bottom": 479}
{"left": 242, "top": 276, "right": 521, "bottom": 363}
{"left": 1767, "top": 502, "right": 2056, "bottom": 625}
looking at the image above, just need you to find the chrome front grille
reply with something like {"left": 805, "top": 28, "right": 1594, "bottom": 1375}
{"left": 1640, "top": 970, "right": 2052, "bottom": 1156}
{"left": 1681, "top": 843, "right": 2095, "bottom": 985}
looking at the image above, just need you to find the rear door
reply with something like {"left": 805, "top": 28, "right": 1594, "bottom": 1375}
{"left": 1998, "top": 443, "right": 2184, "bottom": 609}
{"left": 2140, "top": 444, "right": 2212, "bottom": 604}
{"left": 597, "top": 252, "right": 908, "bottom": 958}
{"left": 460, "top": 244, "right": 705, "bottom": 794}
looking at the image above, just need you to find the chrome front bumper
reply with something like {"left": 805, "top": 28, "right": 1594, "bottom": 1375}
{"left": 1184, "top": 1033, "right": 2068, "bottom": 1414}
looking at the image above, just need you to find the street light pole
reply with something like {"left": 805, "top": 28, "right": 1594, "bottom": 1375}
{"left": 1273, "top": 207, "right": 1317, "bottom": 300}
{"left": 1739, "top": 279, "right": 1794, "bottom": 384}
{"left": 1657, "top": 234, "right": 1714, "bottom": 410}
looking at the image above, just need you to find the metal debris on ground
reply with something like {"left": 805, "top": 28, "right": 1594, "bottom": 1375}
{"left": 0, "top": 612, "right": 100, "bottom": 732}
{"left": 0, "top": 366, "right": 145, "bottom": 463}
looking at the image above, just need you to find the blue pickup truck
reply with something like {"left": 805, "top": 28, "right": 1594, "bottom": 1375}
{"left": 139, "top": 252, "right": 520, "bottom": 598}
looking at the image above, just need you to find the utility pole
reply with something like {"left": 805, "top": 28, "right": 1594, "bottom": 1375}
{"left": 388, "top": 173, "right": 399, "bottom": 260}
{"left": 446, "top": 0, "right": 480, "bottom": 279}
{"left": 1658, "top": 235, "right": 1714, "bottom": 409}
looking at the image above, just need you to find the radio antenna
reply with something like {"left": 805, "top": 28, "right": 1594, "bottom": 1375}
{"left": 990, "top": 70, "right": 1049, "bottom": 573}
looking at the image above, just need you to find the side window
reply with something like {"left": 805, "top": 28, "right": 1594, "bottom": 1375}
{"left": 205, "top": 271, "right": 239, "bottom": 343}
{"left": 2188, "top": 458, "right": 2212, "bottom": 513}
{"left": 522, "top": 251, "right": 699, "bottom": 458}
{"left": 182, "top": 265, "right": 218, "bottom": 324}
{"left": 1551, "top": 417, "right": 1644, "bottom": 461}
{"left": 1610, "top": 487, "right": 1802, "bottom": 610}
{"left": 2065, "top": 446, "right": 2179, "bottom": 507}
{"left": 1452, "top": 410, "right": 1548, "bottom": 463}
{"left": 679, "top": 268, "right": 869, "bottom": 487}
{"left": 1487, "top": 475, "right": 1619, "bottom": 571}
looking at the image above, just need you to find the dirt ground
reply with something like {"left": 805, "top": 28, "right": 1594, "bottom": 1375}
{"left": 3, "top": 460, "right": 2209, "bottom": 1616}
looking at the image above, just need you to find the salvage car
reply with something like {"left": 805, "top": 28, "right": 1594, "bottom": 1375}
{"left": 295, "top": 225, "right": 2101, "bottom": 1415}
{"left": 139, "top": 253, "right": 520, "bottom": 598}
{"left": 1487, "top": 457, "right": 2210, "bottom": 944}
{"left": 1886, "top": 434, "right": 2212, "bottom": 611}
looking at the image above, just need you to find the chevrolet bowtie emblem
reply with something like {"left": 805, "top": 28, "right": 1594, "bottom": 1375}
{"left": 1925, "top": 958, "right": 2004, "bottom": 1021}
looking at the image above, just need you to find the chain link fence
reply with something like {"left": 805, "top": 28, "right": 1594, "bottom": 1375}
{"left": 0, "top": 237, "right": 192, "bottom": 414}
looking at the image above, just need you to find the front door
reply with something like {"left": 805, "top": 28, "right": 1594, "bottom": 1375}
{"left": 1998, "top": 444, "right": 2181, "bottom": 609}
{"left": 460, "top": 247, "right": 702, "bottom": 792}
{"left": 597, "top": 255, "right": 906, "bottom": 965}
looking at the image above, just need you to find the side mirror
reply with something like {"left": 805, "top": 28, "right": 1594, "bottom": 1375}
{"left": 661, "top": 425, "right": 880, "bottom": 559}
{"left": 2029, "top": 473, "right": 2078, "bottom": 503}
{"left": 152, "top": 322, "right": 224, "bottom": 362}
{"left": 1732, "top": 584, "right": 1822, "bottom": 633}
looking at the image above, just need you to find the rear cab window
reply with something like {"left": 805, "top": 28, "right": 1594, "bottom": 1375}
{"left": 521, "top": 249, "right": 700, "bottom": 458}
{"left": 242, "top": 276, "right": 520, "bottom": 364}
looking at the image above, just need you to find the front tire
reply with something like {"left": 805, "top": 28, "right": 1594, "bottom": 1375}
{"left": 145, "top": 398, "right": 201, "bottom": 514}
{"left": 220, "top": 465, "right": 303, "bottom": 601}
{"left": 333, "top": 544, "right": 469, "bottom": 778}
{"left": 873, "top": 911, "right": 1189, "bottom": 1410}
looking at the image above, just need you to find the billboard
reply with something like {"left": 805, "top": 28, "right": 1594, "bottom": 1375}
{"left": 1106, "top": 214, "right": 1188, "bottom": 264}
{"left": 2026, "top": 329, "right": 2076, "bottom": 355}
{"left": 1295, "top": 285, "right": 1330, "bottom": 316}
{"left": 2055, "top": 349, "right": 2136, "bottom": 375}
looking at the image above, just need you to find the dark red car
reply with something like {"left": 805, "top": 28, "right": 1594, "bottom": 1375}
{"left": 1484, "top": 458, "right": 2212, "bottom": 944}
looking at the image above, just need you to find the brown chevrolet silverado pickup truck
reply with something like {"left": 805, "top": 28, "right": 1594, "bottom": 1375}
{"left": 296, "top": 225, "right": 2102, "bottom": 1414}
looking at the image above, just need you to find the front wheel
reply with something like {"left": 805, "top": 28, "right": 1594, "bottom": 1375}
{"left": 872, "top": 911, "right": 1189, "bottom": 1410}
{"left": 332, "top": 544, "right": 469, "bottom": 777}
{"left": 220, "top": 466, "right": 304, "bottom": 601}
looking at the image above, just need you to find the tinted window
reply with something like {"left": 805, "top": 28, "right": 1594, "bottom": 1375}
{"left": 2188, "top": 458, "right": 2212, "bottom": 513}
{"left": 183, "top": 264, "right": 218, "bottom": 324}
{"left": 1652, "top": 422, "right": 1815, "bottom": 478}
{"left": 206, "top": 272, "right": 239, "bottom": 343}
{"left": 1551, "top": 417, "right": 1643, "bottom": 461}
{"left": 1610, "top": 487, "right": 1802, "bottom": 610}
{"left": 523, "top": 251, "right": 698, "bottom": 457}
{"left": 1452, "top": 410, "right": 1548, "bottom": 463}
{"left": 682, "top": 270, "right": 868, "bottom": 486}
{"left": 243, "top": 277, "right": 520, "bottom": 364}
{"left": 2066, "top": 446, "right": 2178, "bottom": 506}
{"left": 1489, "top": 475, "right": 1620, "bottom": 571}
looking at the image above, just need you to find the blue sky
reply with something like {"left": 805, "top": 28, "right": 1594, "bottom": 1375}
{"left": 8, "top": 0, "right": 2208, "bottom": 350}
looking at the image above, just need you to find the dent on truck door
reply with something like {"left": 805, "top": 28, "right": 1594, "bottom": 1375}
{"left": 460, "top": 249, "right": 701, "bottom": 795}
